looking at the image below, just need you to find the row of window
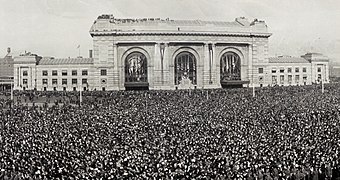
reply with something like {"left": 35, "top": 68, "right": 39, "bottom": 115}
{"left": 258, "top": 67, "right": 323, "bottom": 74}
{"left": 42, "top": 78, "right": 88, "bottom": 85}
{"left": 22, "top": 78, "right": 109, "bottom": 85}
{"left": 22, "top": 69, "right": 108, "bottom": 76}
{"left": 42, "top": 70, "right": 89, "bottom": 76}
{"left": 271, "top": 75, "right": 308, "bottom": 84}
{"left": 259, "top": 67, "right": 307, "bottom": 74}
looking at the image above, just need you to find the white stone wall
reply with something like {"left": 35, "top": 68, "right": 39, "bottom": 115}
{"left": 13, "top": 56, "right": 37, "bottom": 90}
{"left": 311, "top": 61, "right": 329, "bottom": 84}
{"left": 35, "top": 64, "right": 93, "bottom": 91}
{"left": 90, "top": 33, "right": 264, "bottom": 90}
{"left": 266, "top": 63, "right": 313, "bottom": 86}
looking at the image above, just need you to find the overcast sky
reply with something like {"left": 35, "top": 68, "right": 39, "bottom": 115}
{"left": 1, "top": 0, "right": 339, "bottom": 62}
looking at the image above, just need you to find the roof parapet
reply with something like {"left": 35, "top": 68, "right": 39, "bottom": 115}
{"left": 301, "top": 53, "right": 329, "bottom": 62}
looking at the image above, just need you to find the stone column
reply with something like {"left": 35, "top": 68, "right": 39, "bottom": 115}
{"left": 160, "top": 43, "right": 166, "bottom": 86}
{"left": 169, "top": 45, "right": 178, "bottom": 89}
{"left": 153, "top": 43, "right": 161, "bottom": 88}
{"left": 212, "top": 44, "right": 221, "bottom": 88}
{"left": 248, "top": 42, "right": 253, "bottom": 87}
{"left": 112, "top": 43, "right": 120, "bottom": 90}
{"left": 202, "top": 43, "right": 209, "bottom": 88}
{"left": 163, "top": 43, "right": 170, "bottom": 89}
{"left": 117, "top": 45, "right": 124, "bottom": 90}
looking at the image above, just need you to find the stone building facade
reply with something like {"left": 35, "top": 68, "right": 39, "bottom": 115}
{"left": 263, "top": 53, "right": 329, "bottom": 87}
{"left": 12, "top": 15, "right": 329, "bottom": 91}
{"left": 0, "top": 48, "right": 14, "bottom": 90}
{"left": 89, "top": 15, "right": 271, "bottom": 90}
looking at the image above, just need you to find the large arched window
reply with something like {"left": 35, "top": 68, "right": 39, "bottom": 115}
{"left": 125, "top": 52, "right": 147, "bottom": 83}
{"left": 174, "top": 52, "right": 197, "bottom": 85}
{"left": 220, "top": 52, "right": 241, "bottom": 81}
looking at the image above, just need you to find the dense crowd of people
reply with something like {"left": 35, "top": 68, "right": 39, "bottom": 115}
{"left": 1, "top": 84, "right": 340, "bottom": 179}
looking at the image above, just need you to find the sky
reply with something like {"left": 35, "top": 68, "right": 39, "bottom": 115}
{"left": 0, "top": 0, "right": 339, "bottom": 62}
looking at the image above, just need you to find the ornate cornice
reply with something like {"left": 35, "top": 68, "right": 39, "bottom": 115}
{"left": 89, "top": 31, "right": 272, "bottom": 38}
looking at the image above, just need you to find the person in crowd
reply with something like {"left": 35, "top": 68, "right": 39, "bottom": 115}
{"left": 0, "top": 84, "right": 340, "bottom": 179}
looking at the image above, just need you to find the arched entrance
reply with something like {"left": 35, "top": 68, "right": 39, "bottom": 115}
{"left": 220, "top": 52, "right": 243, "bottom": 88}
{"left": 124, "top": 52, "right": 149, "bottom": 90}
{"left": 174, "top": 52, "right": 197, "bottom": 87}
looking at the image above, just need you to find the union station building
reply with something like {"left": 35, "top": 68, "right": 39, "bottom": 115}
{"left": 12, "top": 15, "right": 329, "bottom": 91}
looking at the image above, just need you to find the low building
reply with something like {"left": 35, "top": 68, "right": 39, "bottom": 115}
{"left": 0, "top": 48, "right": 14, "bottom": 91}
{"left": 13, "top": 53, "right": 95, "bottom": 91}
{"left": 263, "top": 53, "right": 329, "bottom": 87}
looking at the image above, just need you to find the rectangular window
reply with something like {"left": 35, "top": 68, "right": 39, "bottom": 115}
{"left": 295, "top": 67, "right": 299, "bottom": 73}
{"left": 272, "top": 75, "right": 277, "bottom": 84}
{"left": 82, "top": 70, "right": 88, "bottom": 76}
{"left": 42, "top": 70, "right": 48, "bottom": 76}
{"left": 101, "top": 69, "right": 107, "bottom": 76}
{"left": 23, "top": 70, "right": 28, "bottom": 76}
{"left": 317, "top": 67, "right": 322, "bottom": 73}
{"left": 42, "top": 79, "right": 48, "bottom": 85}
{"left": 62, "top": 79, "right": 67, "bottom": 85}
{"left": 258, "top": 68, "right": 264, "bottom": 74}
{"left": 52, "top": 79, "right": 58, "bottom": 85}
{"left": 280, "top": 75, "right": 284, "bottom": 84}
{"left": 280, "top": 68, "right": 284, "bottom": 73}
{"left": 62, "top": 70, "right": 67, "bottom": 76}
{"left": 82, "top": 78, "right": 87, "bottom": 84}
{"left": 302, "top": 67, "right": 307, "bottom": 73}
{"left": 52, "top": 70, "right": 58, "bottom": 76}
{"left": 23, "top": 79, "right": 28, "bottom": 84}
{"left": 72, "top": 78, "right": 77, "bottom": 84}
{"left": 318, "top": 74, "right": 322, "bottom": 81}
{"left": 271, "top": 68, "right": 276, "bottom": 74}
{"left": 295, "top": 75, "right": 300, "bottom": 83}
{"left": 288, "top": 68, "right": 292, "bottom": 73}
{"left": 288, "top": 75, "right": 292, "bottom": 84}
{"left": 72, "top": 70, "right": 77, "bottom": 76}
{"left": 303, "top": 75, "right": 307, "bottom": 82}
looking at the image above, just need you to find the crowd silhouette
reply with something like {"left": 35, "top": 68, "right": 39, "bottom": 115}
{"left": 1, "top": 84, "right": 340, "bottom": 179}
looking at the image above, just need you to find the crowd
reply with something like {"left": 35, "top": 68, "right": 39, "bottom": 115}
{"left": 1, "top": 84, "right": 340, "bottom": 179}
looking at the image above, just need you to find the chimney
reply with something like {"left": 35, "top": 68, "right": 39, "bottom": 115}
{"left": 7, "top": 47, "right": 11, "bottom": 54}
{"left": 89, "top": 50, "right": 93, "bottom": 58}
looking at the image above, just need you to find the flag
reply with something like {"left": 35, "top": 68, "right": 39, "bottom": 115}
{"left": 77, "top": 45, "right": 80, "bottom": 49}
